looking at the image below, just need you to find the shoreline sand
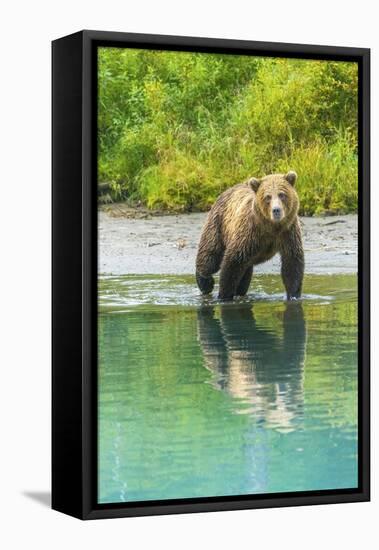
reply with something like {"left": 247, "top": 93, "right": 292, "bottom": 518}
{"left": 99, "top": 210, "right": 357, "bottom": 276}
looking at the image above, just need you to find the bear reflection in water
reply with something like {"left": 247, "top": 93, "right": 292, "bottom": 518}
{"left": 197, "top": 302, "right": 306, "bottom": 433}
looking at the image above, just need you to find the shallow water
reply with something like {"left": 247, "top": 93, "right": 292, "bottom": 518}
{"left": 98, "top": 274, "right": 358, "bottom": 503}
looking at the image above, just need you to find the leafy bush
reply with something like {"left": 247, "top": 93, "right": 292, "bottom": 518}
{"left": 98, "top": 48, "right": 358, "bottom": 215}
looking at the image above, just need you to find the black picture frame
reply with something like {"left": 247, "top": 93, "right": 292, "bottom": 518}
{"left": 52, "top": 30, "right": 370, "bottom": 520}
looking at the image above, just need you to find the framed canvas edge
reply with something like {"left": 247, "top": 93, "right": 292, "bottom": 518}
{"left": 53, "top": 30, "right": 370, "bottom": 520}
{"left": 83, "top": 29, "right": 370, "bottom": 57}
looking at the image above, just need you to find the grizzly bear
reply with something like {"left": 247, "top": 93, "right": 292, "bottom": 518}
{"left": 195, "top": 171, "right": 304, "bottom": 300}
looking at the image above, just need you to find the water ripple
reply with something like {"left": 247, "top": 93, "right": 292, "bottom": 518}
{"left": 98, "top": 274, "right": 346, "bottom": 311}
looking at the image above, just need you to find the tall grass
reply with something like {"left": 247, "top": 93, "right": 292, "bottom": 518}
{"left": 98, "top": 49, "right": 358, "bottom": 215}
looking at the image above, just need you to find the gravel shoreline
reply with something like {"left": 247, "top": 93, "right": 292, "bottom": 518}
{"left": 99, "top": 210, "right": 357, "bottom": 276}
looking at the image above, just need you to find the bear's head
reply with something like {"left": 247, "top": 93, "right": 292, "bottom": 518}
{"left": 248, "top": 171, "right": 299, "bottom": 225}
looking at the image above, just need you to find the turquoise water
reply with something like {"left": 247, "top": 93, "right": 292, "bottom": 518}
{"left": 98, "top": 274, "right": 358, "bottom": 504}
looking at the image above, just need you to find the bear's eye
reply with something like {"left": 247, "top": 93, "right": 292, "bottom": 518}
{"left": 278, "top": 192, "right": 286, "bottom": 200}
{"left": 265, "top": 195, "right": 272, "bottom": 203}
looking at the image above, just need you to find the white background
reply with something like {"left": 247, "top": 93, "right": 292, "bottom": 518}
{"left": 0, "top": 1, "right": 376, "bottom": 548}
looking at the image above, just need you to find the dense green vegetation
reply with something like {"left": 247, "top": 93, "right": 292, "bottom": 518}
{"left": 98, "top": 48, "right": 358, "bottom": 215}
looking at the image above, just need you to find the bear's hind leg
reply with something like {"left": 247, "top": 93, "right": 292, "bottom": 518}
{"left": 236, "top": 266, "right": 253, "bottom": 297}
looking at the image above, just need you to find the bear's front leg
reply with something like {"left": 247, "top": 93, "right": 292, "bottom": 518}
{"left": 218, "top": 252, "right": 247, "bottom": 301}
{"left": 280, "top": 223, "right": 304, "bottom": 300}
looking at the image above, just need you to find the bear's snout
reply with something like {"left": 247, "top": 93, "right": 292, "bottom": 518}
{"left": 271, "top": 205, "right": 283, "bottom": 221}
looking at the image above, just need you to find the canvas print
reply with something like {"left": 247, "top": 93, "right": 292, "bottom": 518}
{"left": 97, "top": 47, "right": 358, "bottom": 504}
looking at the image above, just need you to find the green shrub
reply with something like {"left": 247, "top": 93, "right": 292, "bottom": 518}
{"left": 278, "top": 130, "right": 358, "bottom": 215}
{"left": 98, "top": 48, "right": 358, "bottom": 215}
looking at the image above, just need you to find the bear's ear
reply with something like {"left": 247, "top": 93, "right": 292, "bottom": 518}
{"left": 247, "top": 177, "right": 261, "bottom": 193}
{"left": 285, "top": 171, "right": 297, "bottom": 186}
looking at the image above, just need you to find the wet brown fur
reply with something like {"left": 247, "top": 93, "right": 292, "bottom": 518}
{"left": 196, "top": 172, "right": 304, "bottom": 300}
